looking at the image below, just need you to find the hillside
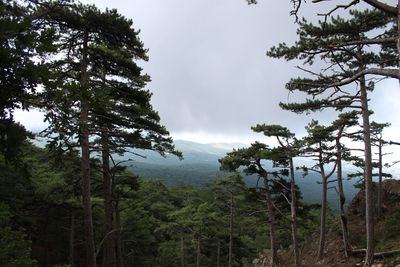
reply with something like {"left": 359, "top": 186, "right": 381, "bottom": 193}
{"left": 121, "top": 140, "right": 359, "bottom": 210}
{"left": 254, "top": 179, "right": 400, "bottom": 267}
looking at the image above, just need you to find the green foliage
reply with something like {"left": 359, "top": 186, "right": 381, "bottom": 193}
{"left": 0, "top": 0, "right": 46, "bottom": 120}
{"left": 0, "top": 203, "right": 37, "bottom": 267}
{"left": 384, "top": 210, "right": 400, "bottom": 239}
{"left": 269, "top": 9, "right": 396, "bottom": 115}
{"left": 0, "top": 120, "right": 32, "bottom": 163}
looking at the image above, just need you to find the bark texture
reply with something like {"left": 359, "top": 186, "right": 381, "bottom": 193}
{"left": 360, "top": 76, "right": 375, "bottom": 267}
{"left": 317, "top": 154, "right": 327, "bottom": 261}
{"left": 264, "top": 174, "right": 278, "bottom": 266}
{"left": 102, "top": 129, "right": 116, "bottom": 267}
{"left": 80, "top": 31, "right": 97, "bottom": 267}
{"left": 289, "top": 157, "right": 299, "bottom": 267}
{"left": 336, "top": 132, "right": 351, "bottom": 257}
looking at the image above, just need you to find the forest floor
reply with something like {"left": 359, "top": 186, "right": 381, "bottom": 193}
{"left": 255, "top": 179, "right": 400, "bottom": 267}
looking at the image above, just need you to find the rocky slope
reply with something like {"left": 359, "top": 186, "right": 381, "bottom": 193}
{"left": 254, "top": 179, "right": 400, "bottom": 267}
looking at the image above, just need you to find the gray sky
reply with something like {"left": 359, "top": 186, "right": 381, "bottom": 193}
{"left": 15, "top": 0, "right": 400, "bottom": 146}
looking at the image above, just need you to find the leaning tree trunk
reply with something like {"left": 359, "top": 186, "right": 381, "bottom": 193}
{"left": 264, "top": 174, "right": 278, "bottom": 266}
{"left": 377, "top": 139, "right": 383, "bottom": 218}
{"left": 80, "top": 30, "right": 97, "bottom": 267}
{"left": 229, "top": 193, "right": 234, "bottom": 267}
{"left": 101, "top": 128, "right": 117, "bottom": 267}
{"left": 289, "top": 157, "right": 299, "bottom": 267}
{"left": 336, "top": 132, "right": 351, "bottom": 257}
{"left": 360, "top": 75, "right": 375, "bottom": 267}
{"left": 318, "top": 147, "right": 327, "bottom": 261}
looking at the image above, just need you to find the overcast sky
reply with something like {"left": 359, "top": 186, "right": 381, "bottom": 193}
{"left": 15, "top": 0, "right": 400, "bottom": 147}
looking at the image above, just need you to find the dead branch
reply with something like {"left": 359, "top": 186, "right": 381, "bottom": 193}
{"left": 351, "top": 249, "right": 400, "bottom": 258}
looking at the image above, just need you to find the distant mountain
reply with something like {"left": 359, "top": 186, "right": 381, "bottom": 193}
{"left": 119, "top": 140, "right": 359, "bottom": 210}
{"left": 116, "top": 140, "right": 246, "bottom": 166}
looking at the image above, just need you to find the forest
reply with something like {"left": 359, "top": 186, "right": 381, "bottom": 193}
{"left": 1, "top": 0, "right": 400, "bottom": 267}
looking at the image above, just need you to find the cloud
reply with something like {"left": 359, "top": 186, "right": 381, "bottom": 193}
{"left": 15, "top": 0, "right": 400, "bottom": 147}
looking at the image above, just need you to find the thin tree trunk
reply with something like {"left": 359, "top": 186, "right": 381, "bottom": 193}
{"left": 181, "top": 232, "right": 185, "bottom": 267}
{"left": 102, "top": 129, "right": 117, "bottom": 267}
{"left": 318, "top": 146, "right": 327, "bottom": 261}
{"left": 289, "top": 157, "right": 299, "bottom": 267}
{"left": 264, "top": 174, "right": 278, "bottom": 266}
{"left": 69, "top": 211, "right": 75, "bottom": 267}
{"left": 216, "top": 239, "right": 220, "bottom": 267}
{"left": 229, "top": 193, "right": 233, "bottom": 267}
{"left": 377, "top": 139, "right": 383, "bottom": 218}
{"left": 80, "top": 30, "right": 97, "bottom": 267}
{"left": 397, "top": 0, "right": 400, "bottom": 73}
{"left": 336, "top": 132, "right": 351, "bottom": 258}
{"left": 196, "top": 239, "right": 201, "bottom": 267}
{"left": 360, "top": 76, "right": 375, "bottom": 267}
{"left": 115, "top": 200, "right": 124, "bottom": 267}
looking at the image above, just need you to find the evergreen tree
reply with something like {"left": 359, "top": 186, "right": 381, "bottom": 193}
{"left": 0, "top": 0, "right": 50, "bottom": 163}
{"left": 36, "top": 2, "right": 180, "bottom": 266}
{"left": 251, "top": 124, "right": 301, "bottom": 266}
{"left": 220, "top": 143, "right": 285, "bottom": 267}
{"left": 370, "top": 121, "right": 391, "bottom": 218}
{"left": 267, "top": 10, "right": 396, "bottom": 265}
{"left": 328, "top": 111, "right": 360, "bottom": 257}
{"left": 212, "top": 173, "right": 248, "bottom": 267}
{"left": 301, "top": 120, "right": 337, "bottom": 261}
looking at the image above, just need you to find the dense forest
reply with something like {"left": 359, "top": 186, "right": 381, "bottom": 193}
{"left": 1, "top": 0, "right": 400, "bottom": 267}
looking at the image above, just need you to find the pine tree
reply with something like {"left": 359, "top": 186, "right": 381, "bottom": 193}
{"left": 212, "top": 173, "right": 248, "bottom": 267}
{"left": 368, "top": 121, "right": 391, "bottom": 218}
{"left": 267, "top": 10, "right": 396, "bottom": 265}
{"left": 220, "top": 143, "right": 285, "bottom": 267}
{"left": 251, "top": 124, "right": 300, "bottom": 266}
{"left": 328, "top": 111, "right": 360, "bottom": 257}
{"left": 301, "top": 120, "right": 337, "bottom": 261}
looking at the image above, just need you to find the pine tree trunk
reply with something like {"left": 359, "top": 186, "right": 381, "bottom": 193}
{"left": 289, "top": 157, "right": 299, "bottom": 267}
{"left": 318, "top": 148, "right": 327, "bottom": 261}
{"left": 360, "top": 76, "right": 375, "bottom": 267}
{"left": 229, "top": 193, "right": 233, "bottom": 267}
{"left": 69, "top": 211, "right": 75, "bottom": 267}
{"left": 377, "top": 140, "right": 383, "bottom": 218}
{"left": 115, "top": 200, "right": 124, "bottom": 267}
{"left": 80, "top": 30, "right": 97, "bottom": 267}
{"left": 196, "top": 239, "right": 201, "bottom": 267}
{"left": 181, "top": 232, "right": 185, "bottom": 267}
{"left": 397, "top": 0, "right": 400, "bottom": 72}
{"left": 264, "top": 174, "right": 278, "bottom": 266}
{"left": 336, "top": 133, "right": 351, "bottom": 257}
{"left": 102, "top": 129, "right": 117, "bottom": 267}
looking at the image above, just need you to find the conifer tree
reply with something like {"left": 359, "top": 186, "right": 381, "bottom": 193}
{"left": 0, "top": 0, "right": 50, "bottom": 162}
{"left": 87, "top": 28, "right": 181, "bottom": 267}
{"left": 251, "top": 124, "right": 300, "bottom": 266}
{"left": 36, "top": 2, "right": 178, "bottom": 266}
{"left": 220, "top": 143, "right": 284, "bottom": 267}
{"left": 301, "top": 120, "right": 337, "bottom": 261}
{"left": 328, "top": 111, "right": 360, "bottom": 257}
{"left": 368, "top": 121, "right": 391, "bottom": 218}
{"left": 212, "top": 173, "right": 248, "bottom": 267}
{"left": 247, "top": 0, "right": 399, "bottom": 67}
{"left": 267, "top": 10, "right": 397, "bottom": 265}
